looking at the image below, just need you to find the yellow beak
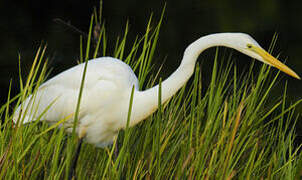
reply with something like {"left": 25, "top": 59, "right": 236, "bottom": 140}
{"left": 250, "top": 46, "right": 300, "bottom": 79}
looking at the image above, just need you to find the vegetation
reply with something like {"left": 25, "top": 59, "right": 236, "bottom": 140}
{"left": 0, "top": 4, "right": 302, "bottom": 179}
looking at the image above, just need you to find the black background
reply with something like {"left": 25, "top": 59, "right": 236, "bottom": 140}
{"left": 0, "top": 0, "right": 301, "bottom": 135}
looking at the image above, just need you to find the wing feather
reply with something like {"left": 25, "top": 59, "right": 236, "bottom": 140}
{"left": 14, "top": 57, "right": 139, "bottom": 125}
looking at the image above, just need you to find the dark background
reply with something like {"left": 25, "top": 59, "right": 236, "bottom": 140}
{"left": 0, "top": 0, "right": 301, "bottom": 133}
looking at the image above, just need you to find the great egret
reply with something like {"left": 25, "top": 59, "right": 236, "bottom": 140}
{"left": 13, "top": 33, "right": 299, "bottom": 178}
{"left": 13, "top": 33, "right": 300, "bottom": 145}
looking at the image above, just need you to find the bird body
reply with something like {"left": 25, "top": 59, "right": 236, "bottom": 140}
{"left": 13, "top": 33, "right": 300, "bottom": 147}
{"left": 15, "top": 57, "right": 139, "bottom": 147}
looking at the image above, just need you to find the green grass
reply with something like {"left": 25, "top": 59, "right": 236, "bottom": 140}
{"left": 1, "top": 3, "right": 302, "bottom": 179}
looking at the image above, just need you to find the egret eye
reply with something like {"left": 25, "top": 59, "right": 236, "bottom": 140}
{"left": 247, "top": 44, "right": 253, "bottom": 49}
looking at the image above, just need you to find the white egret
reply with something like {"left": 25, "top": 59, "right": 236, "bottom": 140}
{"left": 13, "top": 33, "right": 299, "bottom": 178}
{"left": 13, "top": 33, "right": 300, "bottom": 145}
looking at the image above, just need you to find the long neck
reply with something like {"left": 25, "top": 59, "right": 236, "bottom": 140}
{"left": 130, "top": 33, "right": 229, "bottom": 126}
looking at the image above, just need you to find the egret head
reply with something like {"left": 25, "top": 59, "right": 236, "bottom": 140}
{"left": 226, "top": 33, "right": 300, "bottom": 79}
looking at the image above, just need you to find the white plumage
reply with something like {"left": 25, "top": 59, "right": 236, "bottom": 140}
{"left": 14, "top": 57, "right": 139, "bottom": 147}
{"left": 13, "top": 33, "right": 300, "bottom": 148}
